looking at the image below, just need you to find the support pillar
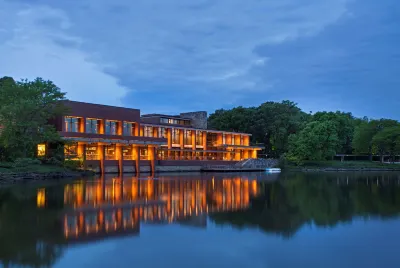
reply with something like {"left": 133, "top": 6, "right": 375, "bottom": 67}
{"left": 82, "top": 144, "right": 87, "bottom": 170}
{"left": 116, "top": 145, "right": 123, "bottom": 174}
{"left": 149, "top": 146, "right": 156, "bottom": 174}
{"left": 202, "top": 132, "right": 207, "bottom": 150}
{"left": 234, "top": 150, "right": 241, "bottom": 161}
{"left": 98, "top": 144, "right": 106, "bottom": 174}
{"left": 167, "top": 128, "right": 172, "bottom": 159}
{"left": 251, "top": 149, "right": 258, "bottom": 159}
{"left": 133, "top": 145, "right": 140, "bottom": 175}
{"left": 192, "top": 130, "right": 196, "bottom": 160}
{"left": 243, "top": 150, "right": 249, "bottom": 159}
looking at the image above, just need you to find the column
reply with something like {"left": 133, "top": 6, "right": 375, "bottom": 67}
{"left": 192, "top": 130, "right": 196, "bottom": 160}
{"left": 153, "top": 127, "right": 158, "bottom": 138}
{"left": 226, "top": 151, "right": 232, "bottom": 161}
{"left": 80, "top": 117, "right": 86, "bottom": 133}
{"left": 167, "top": 128, "right": 172, "bottom": 159}
{"left": 82, "top": 144, "right": 87, "bottom": 170}
{"left": 234, "top": 150, "right": 241, "bottom": 161}
{"left": 202, "top": 132, "right": 207, "bottom": 150}
{"left": 180, "top": 129, "right": 184, "bottom": 159}
{"left": 132, "top": 145, "right": 140, "bottom": 175}
{"left": 243, "top": 150, "right": 249, "bottom": 159}
{"left": 149, "top": 146, "right": 156, "bottom": 174}
{"left": 116, "top": 145, "right": 123, "bottom": 174}
{"left": 251, "top": 149, "right": 258, "bottom": 159}
{"left": 98, "top": 144, "right": 106, "bottom": 173}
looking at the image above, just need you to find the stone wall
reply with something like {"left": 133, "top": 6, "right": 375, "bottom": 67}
{"left": 180, "top": 111, "right": 208, "bottom": 129}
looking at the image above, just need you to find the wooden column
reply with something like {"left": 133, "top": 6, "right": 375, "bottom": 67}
{"left": 133, "top": 145, "right": 140, "bottom": 175}
{"left": 192, "top": 130, "right": 196, "bottom": 160}
{"left": 116, "top": 145, "right": 123, "bottom": 174}
{"left": 80, "top": 117, "right": 86, "bottom": 133}
{"left": 167, "top": 128, "right": 172, "bottom": 159}
{"left": 149, "top": 146, "right": 156, "bottom": 174}
{"left": 202, "top": 132, "right": 207, "bottom": 150}
{"left": 234, "top": 150, "right": 241, "bottom": 161}
{"left": 251, "top": 149, "right": 258, "bottom": 159}
{"left": 243, "top": 150, "right": 249, "bottom": 159}
{"left": 82, "top": 144, "right": 87, "bottom": 170}
{"left": 98, "top": 144, "right": 106, "bottom": 173}
{"left": 180, "top": 129, "right": 184, "bottom": 159}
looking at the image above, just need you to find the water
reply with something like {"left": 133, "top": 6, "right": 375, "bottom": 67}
{"left": 1, "top": 172, "right": 400, "bottom": 268}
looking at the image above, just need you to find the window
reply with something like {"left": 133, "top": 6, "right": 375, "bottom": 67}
{"left": 160, "top": 118, "right": 169, "bottom": 124}
{"left": 240, "top": 136, "right": 244, "bottom": 145}
{"left": 231, "top": 135, "right": 235, "bottom": 145}
{"left": 144, "top": 126, "right": 153, "bottom": 137}
{"left": 86, "top": 146, "right": 98, "bottom": 160}
{"left": 172, "top": 129, "right": 180, "bottom": 144}
{"left": 222, "top": 134, "right": 226, "bottom": 144}
{"left": 196, "top": 131, "right": 203, "bottom": 146}
{"left": 140, "top": 148, "right": 148, "bottom": 160}
{"left": 37, "top": 144, "right": 46, "bottom": 157}
{"left": 184, "top": 130, "right": 192, "bottom": 145}
{"left": 123, "top": 122, "right": 136, "bottom": 136}
{"left": 64, "top": 143, "right": 78, "bottom": 159}
{"left": 86, "top": 118, "right": 99, "bottom": 134}
{"left": 158, "top": 127, "right": 167, "bottom": 138}
{"left": 65, "top": 116, "right": 80, "bottom": 132}
{"left": 105, "top": 120, "right": 118, "bottom": 135}
{"left": 123, "top": 146, "right": 133, "bottom": 160}
{"left": 105, "top": 145, "right": 116, "bottom": 160}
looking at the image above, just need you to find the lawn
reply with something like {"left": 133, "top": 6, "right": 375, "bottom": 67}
{"left": 0, "top": 162, "right": 69, "bottom": 173}
{"left": 288, "top": 160, "right": 400, "bottom": 169}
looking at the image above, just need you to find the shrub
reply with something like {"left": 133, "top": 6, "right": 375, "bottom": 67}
{"left": 43, "top": 157, "right": 63, "bottom": 166}
{"left": 278, "top": 155, "right": 288, "bottom": 169}
{"left": 13, "top": 158, "right": 41, "bottom": 167}
{"left": 0, "top": 162, "right": 13, "bottom": 169}
{"left": 63, "top": 159, "right": 82, "bottom": 170}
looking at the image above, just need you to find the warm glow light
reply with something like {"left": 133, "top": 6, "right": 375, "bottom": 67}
{"left": 37, "top": 188, "right": 46, "bottom": 208}
{"left": 37, "top": 144, "right": 46, "bottom": 157}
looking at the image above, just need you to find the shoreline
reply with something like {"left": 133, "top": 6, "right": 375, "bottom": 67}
{"left": 0, "top": 170, "right": 95, "bottom": 186}
{"left": 287, "top": 167, "right": 400, "bottom": 172}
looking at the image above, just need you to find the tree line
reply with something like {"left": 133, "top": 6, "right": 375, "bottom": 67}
{"left": 208, "top": 101, "right": 400, "bottom": 162}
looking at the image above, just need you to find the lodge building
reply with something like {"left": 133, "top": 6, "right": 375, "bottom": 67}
{"left": 48, "top": 100, "right": 263, "bottom": 173}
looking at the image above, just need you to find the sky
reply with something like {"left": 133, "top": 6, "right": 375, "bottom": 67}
{"left": 0, "top": 0, "right": 399, "bottom": 119}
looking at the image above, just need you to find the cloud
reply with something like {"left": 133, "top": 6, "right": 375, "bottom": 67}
{"left": 0, "top": 0, "right": 128, "bottom": 106}
{"left": 0, "top": 0, "right": 350, "bottom": 109}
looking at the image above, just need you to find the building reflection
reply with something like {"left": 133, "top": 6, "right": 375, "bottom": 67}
{"left": 38, "top": 176, "right": 260, "bottom": 244}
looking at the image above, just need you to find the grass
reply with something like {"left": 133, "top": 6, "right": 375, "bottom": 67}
{"left": 287, "top": 160, "right": 400, "bottom": 170}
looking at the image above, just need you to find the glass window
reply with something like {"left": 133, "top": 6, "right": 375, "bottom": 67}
{"left": 105, "top": 120, "right": 117, "bottom": 135}
{"left": 196, "top": 131, "right": 203, "bottom": 145}
{"left": 123, "top": 122, "right": 136, "bottom": 136}
{"left": 123, "top": 146, "right": 133, "bottom": 159}
{"left": 86, "top": 118, "right": 99, "bottom": 134}
{"left": 158, "top": 127, "right": 167, "bottom": 138}
{"left": 222, "top": 134, "right": 226, "bottom": 144}
{"left": 64, "top": 143, "right": 78, "bottom": 159}
{"left": 65, "top": 116, "right": 80, "bottom": 132}
{"left": 140, "top": 148, "right": 148, "bottom": 160}
{"left": 144, "top": 126, "right": 153, "bottom": 137}
{"left": 86, "top": 146, "right": 98, "bottom": 160}
{"left": 37, "top": 144, "right": 46, "bottom": 157}
{"left": 231, "top": 135, "right": 235, "bottom": 145}
{"left": 160, "top": 118, "right": 169, "bottom": 124}
{"left": 172, "top": 129, "right": 180, "bottom": 144}
{"left": 184, "top": 130, "right": 192, "bottom": 145}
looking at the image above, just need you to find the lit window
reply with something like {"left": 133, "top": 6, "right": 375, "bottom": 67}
{"left": 105, "top": 120, "right": 118, "bottom": 135}
{"left": 158, "top": 127, "right": 167, "bottom": 138}
{"left": 37, "top": 144, "right": 46, "bottom": 157}
{"left": 123, "top": 122, "right": 136, "bottom": 136}
{"left": 196, "top": 131, "right": 203, "bottom": 145}
{"left": 184, "top": 130, "right": 192, "bottom": 145}
{"left": 86, "top": 118, "right": 100, "bottom": 134}
{"left": 65, "top": 116, "right": 80, "bottom": 132}
{"left": 172, "top": 129, "right": 180, "bottom": 144}
{"left": 144, "top": 126, "right": 153, "bottom": 137}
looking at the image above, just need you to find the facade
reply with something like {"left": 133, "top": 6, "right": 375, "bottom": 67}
{"left": 50, "top": 100, "right": 263, "bottom": 173}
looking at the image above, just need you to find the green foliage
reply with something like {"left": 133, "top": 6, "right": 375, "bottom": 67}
{"left": 12, "top": 158, "right": 42, "bottom": 168}
{"left": 208, "top": 101, "right": 308, "bottom": 157}
{"left": 0, "top": 76, "right": 67, "bottom": 160}
{"left": 63, "top": 159, "right": 83, "bottom": 170}
{"left": 288, "top": 120, "right": 339, "bottom": 161}
{"left": 372, "top": 126, "right": 400, "bottom": 161}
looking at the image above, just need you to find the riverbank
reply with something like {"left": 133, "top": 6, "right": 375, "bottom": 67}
{"left": 286, "top": 161, "right": 400, "bottom": 172}
{"left": 0, "top": 161, "right": 95, "bottom": 185}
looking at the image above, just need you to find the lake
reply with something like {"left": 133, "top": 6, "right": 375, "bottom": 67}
{"left": 1, "top": 171, "right": 400, "bottom": 268}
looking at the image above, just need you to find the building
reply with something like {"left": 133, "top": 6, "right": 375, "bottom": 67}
{"left": 48, "top": 100, "right": 263, "bottom": 173}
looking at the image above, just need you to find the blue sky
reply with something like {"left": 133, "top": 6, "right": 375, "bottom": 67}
{"left": 0, "top": 0, "right": 399, "bottom": 119}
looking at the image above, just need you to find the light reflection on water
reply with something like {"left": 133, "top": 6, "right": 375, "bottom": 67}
{"left": 1, "top": 172, "right": 400, "bottom": 268}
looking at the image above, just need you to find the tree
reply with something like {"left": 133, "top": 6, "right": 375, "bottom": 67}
{"left": 287, "top": 120, "right": 340, "bottom": 162}
{"left": 0, "top": 77, "right": 66, "bottom": 159}
{"left": 353, "top": 119, "right": 400, "bottom": 161}
{"left": 372, "top": 126, "right": 400, "bottom": 163}
{"left": 208, "top": 101, "right": 307, "bottom": 157}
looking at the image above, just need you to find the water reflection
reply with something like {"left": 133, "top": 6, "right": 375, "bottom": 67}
{"left": 1, "top": 172, "right": 400, "bottom": 267}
